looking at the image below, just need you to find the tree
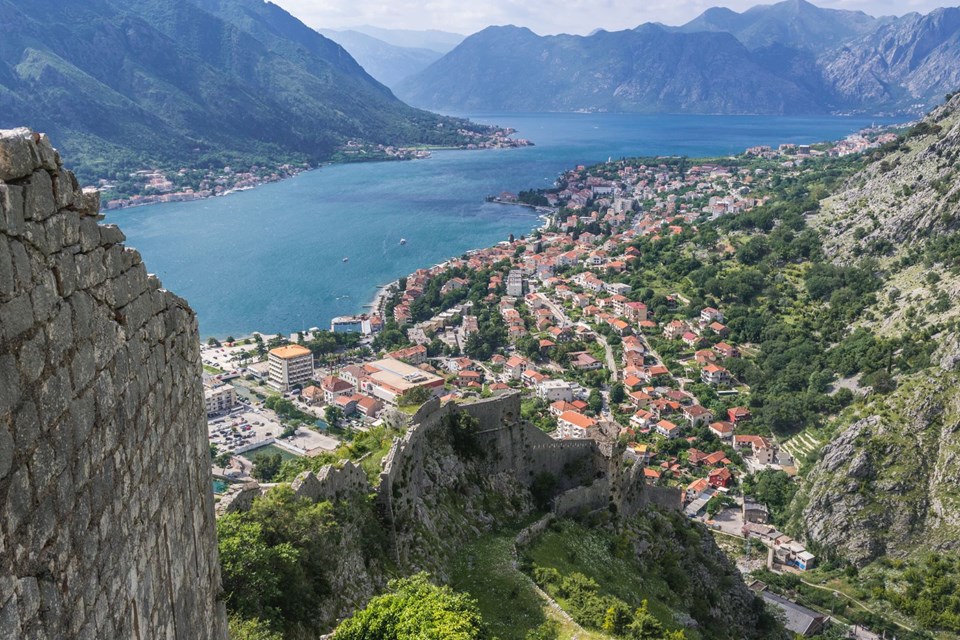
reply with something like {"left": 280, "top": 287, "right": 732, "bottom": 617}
{"left": 227, "top": 616, "right": 282, "bottom": 640}
{"left": 588, "top": 389, "right": 603, "bottom": 413}
{"left": 332, "top": 573, "right": 486, "bottom": 640}
{"left": 626, "top": 600, "right": 664, "bottom": 639}
{"left": 399, "top": 385, "right": 432, "bottom": 407}
{"left": 610, "top": 382, "right": 626, "bottom": 404}
{"left": 252, "top": 453, "right": 282, "bottom": 482}
{"left": 207, "top": 337, "right": 221, "bottom": 347}
{"left": 226, "top": 335, "right": 236, "bottom": 343}
{"left": 324, "top": 405, "right": 344, "bottom": 425}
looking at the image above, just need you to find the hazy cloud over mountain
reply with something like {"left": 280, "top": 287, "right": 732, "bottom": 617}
{"left": 271, "top": 0, "right": 948, "bottom": 35}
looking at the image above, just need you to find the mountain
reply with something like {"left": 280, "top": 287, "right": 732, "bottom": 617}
{"left": 318, "top": 29, "right": 444, "bottom": 87}
{"left": 791, "top": 96, "right": 960, "bottom": 567}
{"left": 674, "top": 0, "right": 880, "bottom": 51}
{"left": 820, "top": 7, "right": 960, "bottom": 112}
{"left": 395, "top": 25, "right": 825, "bottom": 115}
{"left": 349, "top": 25, "right": 465, "bottom": 53}
{"left": 0, "top": 0, "right": 486, "bottom": 182}
{"left": 399, "top": 2, "right": 960, "bottom": 116}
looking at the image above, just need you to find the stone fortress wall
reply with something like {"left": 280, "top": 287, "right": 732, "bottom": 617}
{"left": 0, "top": 130, "right": 226, "bottom": 639}
{"left": 234, "top": 392, "right": 682, "bottom": 562}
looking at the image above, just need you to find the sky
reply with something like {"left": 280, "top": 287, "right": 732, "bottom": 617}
{"left": 269, "top": 0, "right": 950, "bottom": 37}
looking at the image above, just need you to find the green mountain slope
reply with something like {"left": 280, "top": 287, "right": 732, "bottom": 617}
{"left": 0, "top": 0, "right": 487, "bottom": 182}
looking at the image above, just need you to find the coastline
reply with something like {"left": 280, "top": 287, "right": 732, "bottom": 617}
{"left": 101, "top": 138, "right": 534, "bottom": 212}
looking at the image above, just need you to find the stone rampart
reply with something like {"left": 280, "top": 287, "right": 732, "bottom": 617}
{"left": 0, "top": 129, "right": 226, "bottom": 639}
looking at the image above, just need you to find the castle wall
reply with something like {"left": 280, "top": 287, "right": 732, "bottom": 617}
{"left": 0, "top": 130, "right": 226, "bottom": 640}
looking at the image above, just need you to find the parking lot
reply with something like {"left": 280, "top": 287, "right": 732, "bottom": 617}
{"left": 708, "top": 506, "right": 745, "bottom": 537}
{"left": 207, "top": 406, "right": 340, "bottom": 460}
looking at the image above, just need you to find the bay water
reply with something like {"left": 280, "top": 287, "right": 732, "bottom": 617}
{"left": 106, "top": 112, "right": 898, "bottom": 337}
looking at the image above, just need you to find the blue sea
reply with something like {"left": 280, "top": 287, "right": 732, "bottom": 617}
{"left": 106, "top": 112, "right": 900, "bottom": 338}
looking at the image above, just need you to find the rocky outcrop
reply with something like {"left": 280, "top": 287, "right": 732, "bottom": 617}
{"left": 0, "top": 129, "right": 226, "bottom": 639}
{"left": 794, "top": 374, "right": 960, "bottom": 566}
{"left": 815, "top": 93, "right": 960, "bottom": 261}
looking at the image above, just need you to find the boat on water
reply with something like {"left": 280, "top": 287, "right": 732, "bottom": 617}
{"left": 399, "top": 238, "right": 407, "bottom": 245}
{"left": 342, "top": 257, "right": 349, "bottom": 263}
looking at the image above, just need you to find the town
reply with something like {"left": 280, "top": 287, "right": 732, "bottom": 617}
{"left": 202, "top": 127, "right": 902, "bottom": 638}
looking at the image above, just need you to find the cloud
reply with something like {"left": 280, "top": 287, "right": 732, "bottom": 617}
{"left": 269, "top": 0, "right": 951, "bottom": 36}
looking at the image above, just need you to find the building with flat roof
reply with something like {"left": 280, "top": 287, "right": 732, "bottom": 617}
{"left": 204, "top": 383, "right": 236, "bottom": 415}
{"left": 366, "top": 358, "right": 444, "bottom": 405}
{"left": 268, "top": 344, "right": 314, "bottom": 390}
{"left": 506, "top": 269, "right": 524, "bottom": 297}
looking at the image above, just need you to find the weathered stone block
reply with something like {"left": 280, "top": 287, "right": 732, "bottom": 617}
{"left": 0, "top": 132, "right": 227, "bottom": 640}
{"left": 0, "top": 293, "right": 34, "bottom": 340}
{"left": 0, "top": 182, "right": 26, "bottom": 237}
{"left": 52, "top": 170, "right": 78, "bottom": 210}
{"left": 21, "top": 170, "right": 57, "bottom": 222}
{"left": 17, "top": 331, "right": 46, "bottom": 384}
{"left": 75, "top": 188, "right": 100, "bottom": 217}
{"left": 0, "top": 128, "right": 41, "bottom": 182}
{"left": 33, "top": 134, "right": 58, "bottom": 172}
{"left": 0, "top": 237, "right": 14, "bottom": 298}
{"left": 78, "top": 218, "right": 99, "bottom": 252}
{"left": 53, "top": 251, "right": 77, "bottom": 298}
{"left": 30, "top": 272, "right": 59, "bottom": 323}
{"left": 99, "top": 224, "right": 125, "bottom": 246}
{"left": 0, "top": 423, "right": 12, "bottom": 481}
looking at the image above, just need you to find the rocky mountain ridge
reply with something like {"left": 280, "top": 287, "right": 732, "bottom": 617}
{"left": 793, "top": 96, "right": 960, "bottom": 569}
{"left": 398, "top": 1, "right": 960, "bottom": 115}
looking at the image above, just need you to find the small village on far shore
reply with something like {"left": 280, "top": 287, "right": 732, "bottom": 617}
{"left": 200, "top": 124, "right": 904, "bottom": 638}
{"left": 100, "top": 125, "right": 532, "bottom": 210}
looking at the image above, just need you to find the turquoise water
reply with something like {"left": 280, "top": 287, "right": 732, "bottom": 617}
{"left": 107, "top": 112, "right": 899, "bottom": 337}
{"left": 213, "top": 479, "right": 228, "bottom": 494}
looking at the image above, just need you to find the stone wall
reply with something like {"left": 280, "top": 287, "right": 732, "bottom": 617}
{"left": 0, "top": 129, "right": 226, "bottom": 639}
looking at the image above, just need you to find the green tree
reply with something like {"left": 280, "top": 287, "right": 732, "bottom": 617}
{"left": 610, "top": 382, "right": 626, "bottom": 404}
{"left": 626, "top": 600, "right": 665, "bottom": 639}
{"left": 252, "top": 453, "right": 282, "bottom": 482}
{"left": 332, "top": 573, "right": 486, "bottom": 640}
{"left": 324, "top": 405, "right": 345, "bottom": 425}
{"left": 227, "top": 616, "right": 282, "bottom": 640}
{"left": 588, "top": 389, "right": 603, "bottom": 413}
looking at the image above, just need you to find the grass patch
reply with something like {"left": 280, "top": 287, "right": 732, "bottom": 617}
{"left": 450, "top": 528, "right": 609, "bottom": 640}
{"left": 522, "top": 520, "right": 701, "bottom": 639}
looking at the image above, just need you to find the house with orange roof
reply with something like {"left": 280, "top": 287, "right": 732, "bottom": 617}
{"left": 682, "top": 404, "right": 714, "bottom": 427}
{"left": 708, "top": 421, "right": 735, "bottom": 440}
{"left": 708, "top": 467, "right": 732, "bottom": 488}
{"left": 663, "top": 320, "right": 687, "bottom": 340}
{"left": 714, "top": 342, "right": 740, "bottom": 359}
{"left": 701, "top": 364, "right": 732, "bottom": 386}
{"left": 557, "top": 411, "right": 598, "bottom": 439}
{"left": 655, "top": 419, "right": 680, "bottom": 439}
{"left": 728, "top": 406, "right": 751, "bottom": 423}
{"left": 321, "top": 375, "right": 354, "bottom": 404}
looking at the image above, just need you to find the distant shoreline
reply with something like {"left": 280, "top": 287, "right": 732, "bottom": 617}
{"left": 102, "top": 138, "right": 533, "bottom": 213}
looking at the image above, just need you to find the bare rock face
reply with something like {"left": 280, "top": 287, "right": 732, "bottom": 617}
{"left": 815, "top": 93, "right": 960, "bottom": 262}
{"left": 0, "top": 129, "right": 227, "bottom": 639}
{"left": 797, "top": 376, "right": 960, "bottom": 566}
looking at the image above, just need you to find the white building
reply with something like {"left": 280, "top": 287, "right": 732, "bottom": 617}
{"left": 268, "top": 345, "right": 315, "bottom": 391}
{"left": 536, "top": 379, "right": 574, "bottom": 403}
{"left": 204, "top": 383, "right": 236, "bottom": 415}
{"left": 557, "top": 411, "right": 598, "bottom": 439}
{"left": 506, "top": 269, "right": 524, "bottom": 297}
